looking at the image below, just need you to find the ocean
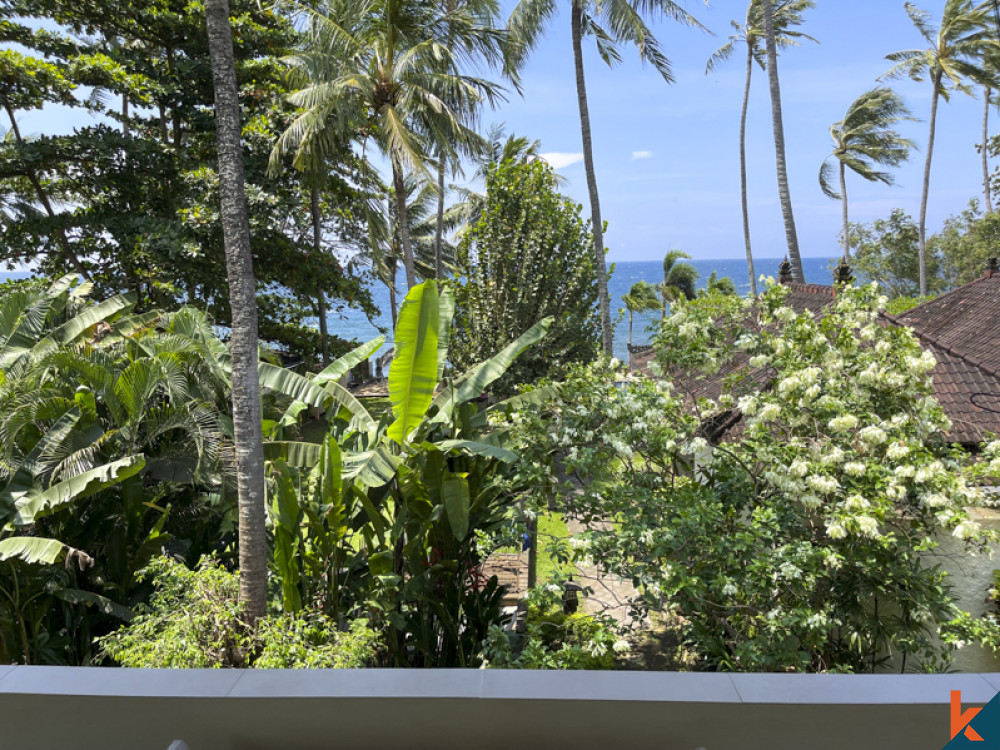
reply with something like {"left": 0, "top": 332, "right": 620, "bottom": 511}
{"left": 1, "top": 256, "right": 837, "bottom": 361}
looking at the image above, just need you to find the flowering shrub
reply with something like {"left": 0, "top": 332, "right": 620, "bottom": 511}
{"left": 500, "top": 282, "right": 1000, "bottom": 672}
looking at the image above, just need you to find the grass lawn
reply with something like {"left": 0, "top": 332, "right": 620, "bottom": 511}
{"left": 535, "top": 512, "right": 574, "bottom": 583}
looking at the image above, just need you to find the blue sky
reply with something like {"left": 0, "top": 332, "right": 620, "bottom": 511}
{"left": 488, "top": 0, "right": 994, "bottom": 262}
{"left": 12, "top": 1, "right": 995, "bottom": 265}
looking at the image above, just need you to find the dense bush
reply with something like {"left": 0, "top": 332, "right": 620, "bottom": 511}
{"left": 451, "top": 159, "right": 601, "bottom": 395}
{"left": 502, "top": 282, "right": 1000, "bottom": 672}
{"left": 98, "top": 557, "right": 379, "bottom": 668}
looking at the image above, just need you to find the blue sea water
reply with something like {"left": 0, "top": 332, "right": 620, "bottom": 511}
{"left": 1, "top": 256, "right": 836, "bottom": 362}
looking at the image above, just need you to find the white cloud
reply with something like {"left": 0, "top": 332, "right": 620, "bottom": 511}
{"left": 540, "top": 152, "right": 584, "bottom": 169}
{"left": 632, "top": 150, "right": 653, "bottom": 160}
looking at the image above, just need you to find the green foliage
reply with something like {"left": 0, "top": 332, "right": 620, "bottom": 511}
{"left": 502, "top": 283, "right": 1000, "bottom": 672}
{"left": 661, "top": 249, "right": 698, "bottom": 303}
{"left": 98, "top": 557, "right": 379, "bottom": 668}
{"left": 260, "top": 281, "right": 552, "bottom": 667}
{"left": 931, "top": 200, "right": 1000, "bottom": 288}
{"left": 1, "top": 1, "right": 373, "bottom": 363}
{"left": 482, "top": 581, "right": 624, "bottom": 670}
{"left": 847, "top": 209, "right": 944, "bottom": 297}
{"left": 452, "top": 159, "right": 600, "bottom": 395}
{"left": 699, "top": 271, "right": 738, "bottom": 298}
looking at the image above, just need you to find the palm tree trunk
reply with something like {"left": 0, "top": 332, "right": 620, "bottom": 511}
{"left": 984, "top": 88, "right": 993, "bottom": 214}
{"left": 628, "top": 310, "right": 633, "bottom": 347}
{"left": 205, "top": 0, "right": 268, "bottom": 624}
{"left": 434, "top": 155, "right": 446, "bottom": 278}
{"left": 571, "top": 0, "right": 613, "bottom": 356}
{"left": 4, "top": 104, "right": 90, "bottom": 281}
{"left": 311, "top": 186, "right": 330, "bottom": 366}
{"left": 761, "top": 0, "right": 804, "bottom": 282}
{"left": 918, "top": 70, "right": 943, "bottom": 297}
{"left": 839, "top": 160, "right": 849, "bottom": 259}
{"left": 388, "top": 281, "right": 398, "bottom": 337}
{"left": 392, "top": 160, "right": 417, "bottom": 289}
{"left": 740, "top": 44, "right": 757, "bottom": 296}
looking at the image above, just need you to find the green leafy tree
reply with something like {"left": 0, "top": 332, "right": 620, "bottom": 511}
{"left": 847, "top": 209, "right": 944, "bottom": 297}
{"left": 931, "top": 199, "right": 1000, "bottom": 286}
{"left": 707, "top": 0, "right": 816, "bottom": 296}
{"left": 883, "top": 0, "right": 998, "bottom": 296}
{"left": 508, "top": 0, "right": 705, "bottom": 356}
{"left": 699, "top": 271, "right": 739, "bottom": 297}
{"left": 621, "top": 280, "right": 662, "bottom": 347}
{"left": 451, "top": 158, "right": 601, "bottom": 394}
{"left": 820, "top": 87, "right": 916, "bottom": 259}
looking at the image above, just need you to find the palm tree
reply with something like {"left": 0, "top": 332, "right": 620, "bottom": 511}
{"left": 706, "top": 0, "right": 816, "bottom": 297}
{"left": 622, "top": 280, "right": 662, "bottom": 347}
{"left": 760, "top": 0, "right": 812, "bottom": 282}
{"left": 979, "top": 48, "right": 1000, "bottom": 213}
{"left": 205, "top": 0, "right": 268, "bottom": 623}
{"left": 276, "top": 0, "right": 504, "bottom": 291}
{"left": 819, "top": 87, "right": 915, "bottom": 259}
{"left": 660, "top": 249, "right": 699, "bottom": 316}
{"left": 883, "top": 0, "right": 998, "bottom": 295}
{"left": 508, "top": 0, "right": 705, "bottom": 357}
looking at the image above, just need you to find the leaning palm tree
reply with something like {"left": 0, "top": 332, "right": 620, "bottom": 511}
{"left": 979, "top": 47, "right": 1000, "bottom": 213}
{"left": 760, "top": 0, "right": 812, "bottom": 282}
{"left": 883, "top": 0, "right": 998, "bottom": 295}
{"left": 819, "top": 87, "right": 916, "bottom": 259}
{"left": 508, "top": 0, "right": 705, "bottom": 357}
{"left": 660, "top": 249, "right": 699, "bottom": 316}
{"left": 205, "top": 0, "right": 268, "bottom": 622}
{"left": 622, "top": 280, "right": 662, "bottom": 347}
{"left": 706, "top": 0, "right": 816, "bottom": 296}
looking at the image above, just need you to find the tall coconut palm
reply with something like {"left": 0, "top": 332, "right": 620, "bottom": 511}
{"left": 706, "top": 0, "right": 816, "bottom": 297}
{"left": 205, "top": 0, "right": 268, "bottom": 622}
{"left": 819, "top": 87, "right": 916, "bottom": 259}
{"left": 430, "top": 0, "right": 511, "bottom": 279}
{"left": 660, "top": 249, "right": 699, "bottom": 316}
{"left": 979, "top": 48, "right": 1000, "bottom": 213}
{"left": 276, "top": 0, "right": 504, "bottom": 291}
{"left": 760, "top": 0, "right": 811, "bottom": 283}
{"left": 883, "top": 0, "right": 998, "bottom": 295}
{"left": 508, "top": 0, "right": 705, "bottom": 357}
{"left": 622, "top": 280, "right": 662, "bottom": 347}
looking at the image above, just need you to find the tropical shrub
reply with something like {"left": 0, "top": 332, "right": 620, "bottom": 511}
{"left": 451, "top": 159, "right": 600, "bottom": 395}
{"left": 501, "top": 282, "right": 1000, "bottom": 672}
{"left": 98, "top": 557, "right": 379, "bottom": 668}
{"left": 260, "top": 281, "right": 554, "bottom": 667}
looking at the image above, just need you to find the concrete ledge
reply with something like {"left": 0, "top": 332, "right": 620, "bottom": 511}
{"left": 1, "top": 667, "right": 998, "bottom": 750}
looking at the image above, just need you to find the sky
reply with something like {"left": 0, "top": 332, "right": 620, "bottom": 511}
{"left": 10, "top": 1, "right": 998, "bottom": 264}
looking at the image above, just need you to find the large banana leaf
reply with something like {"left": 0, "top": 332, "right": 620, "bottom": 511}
{"left": 432, "top": 317, "right": 553, "bottom": 419}
{"left": 13, "top": 455, "right": 146, "bottom": 526}
{"left": 386, "top": 282, "right": 439, "bottom": 444}
{"left": 0, "top": 536, "right": 72, "bottom": 565}
{"left": 442, "top": 472, "right": 470, "bottom": 540}
{"left": 258, "top": 362, "right": 330, "bottom": 407}
{"left": 468, "top": 383, "right": 564, "bottom": 430}
{"left": 1, "top": 409, "right": 82, "bottom": 519}
{"left": 321, "top": 381, "right": 375, "bottom": 432}
{"left": 270, "top": 460, "right": 303, "bottom": 613}
{"left": 54, "top": 588, "right": 134, "bottom": 621}
{"left": 264, "top": 441, "right": 322, "bottom": 468}
{"left": 48, "top": 292, "right": 136, "bottom": 345}
{"left": 313, "top": 336, "right": 385, "bottom": 386}
{"left": 435, "top": 439, "right": 517, "bottom": 463}
{"left": 343, "top": 446, "right": 401, "bottom": 488}
{"left": 436, "top": 285, "right": 455, "bottom": 382}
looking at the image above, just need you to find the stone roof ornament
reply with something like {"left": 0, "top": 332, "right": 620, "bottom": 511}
{"left": 777, "top": 257, "right": 793, "bottom": 285}
{"left": 834, "top": 257, "right": 854, "bottom": 286}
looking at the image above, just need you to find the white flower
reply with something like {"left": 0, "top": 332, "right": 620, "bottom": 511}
{"left": 828, "top": 415, "right": 858, "bottom": 432}
{"left": 749, "top": 354, "right": 771, "bottom": 368}
{"left": 722, "top": 582, "right": 738, "bottom": 597}
{"left": 788, "top": 459, "right": 809, "bottom": 478}
{"left": 921, "top": 493, "right": 948, "bottom": 508}
{"left": 807, "top": 475, "right": 839, "bottom": 494}
{"left": 843, "top": 461, "right": 866, "bottom": 477}
{"left": 612, "top": 639, "right": 631, "bottom": 654}
{"left": 778, "top": 562, "right": 802, "bottom": 580}
{"left": 886, "top": 442, "right": 910, "bottom": 460}
{"left": 858, "top": 426, "right": 888, "bottom": 446}
{"left": 856, "top": 516, "right": 879, "bottom": 537}
{"left": 845, "top": 494, "right": 869, "bottom": 511}
{"left": 758, "top": 403, "right": 781, "bottom": 422}
{"left": 774, "top": 306, "right": 796, "bottom": 322}
{"left": 826, "top": 522, "right": 847, "bottom": 540}
{"left": 894, "top": 465, "right": 916, "bottom": 479}
{"left": 799, "top": 494, "right": 822, "bottom": 509}
{"left": 953, "top": 520, "right": 980, "bottom": 541}
{"left": 737, "top": 395, "right": 758, "bottom": 416}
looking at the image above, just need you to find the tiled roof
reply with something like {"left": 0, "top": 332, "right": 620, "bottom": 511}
{"left": 630, "top": 276, "right": 1000, "bottom": 446}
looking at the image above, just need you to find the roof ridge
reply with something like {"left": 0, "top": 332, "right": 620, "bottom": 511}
{"left": 898, "top": 274, "right": 989, "bottom": 316}
{"left": 881, "top": 310, "right": 1000, "bottom": 382}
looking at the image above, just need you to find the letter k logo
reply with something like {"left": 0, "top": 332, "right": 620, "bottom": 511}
{"left": 952, "top": 691, "right": 985, "bottom": 741}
